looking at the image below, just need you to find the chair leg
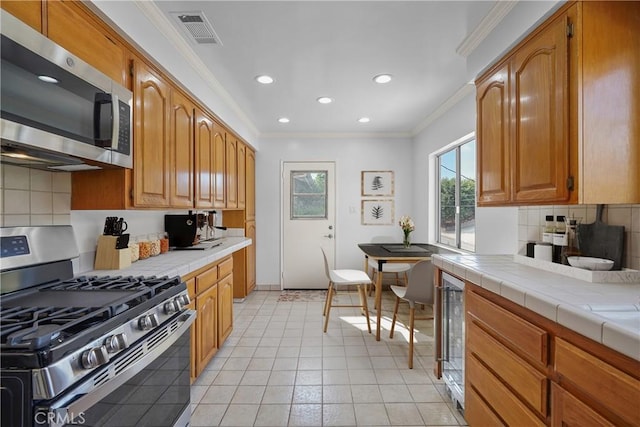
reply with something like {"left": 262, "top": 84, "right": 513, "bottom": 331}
{"left": 368, "top": 271, "right": 376, "bottom": 296}
{"left": 323, "top": 280, "right": 332, "bottom": 317}
{"left": 389, "top": 296, "right": 400, "bottom": 339}
{"left": 323, "top": 283, "right": 334, "bottom": 332}
{"left": 408, "top": 305, "right": 415, "bottom": 369}
{"left": 359, "top": 284, "right": 372, "bottom": 334}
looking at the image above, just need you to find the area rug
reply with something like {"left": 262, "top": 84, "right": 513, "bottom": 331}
{"left": 277, "top": 290, "right": 327, "bottom": 302}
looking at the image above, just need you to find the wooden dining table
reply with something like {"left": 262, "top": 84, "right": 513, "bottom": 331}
{"left": 358, "top": 243, "right": 455, "bottom": 341}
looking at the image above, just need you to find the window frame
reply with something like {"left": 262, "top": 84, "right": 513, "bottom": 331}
{"left": 290, "top": 169, "right": 329, "bottom": 220}
{"left": 436, "top": 134, "right": 476, "bottom": 252}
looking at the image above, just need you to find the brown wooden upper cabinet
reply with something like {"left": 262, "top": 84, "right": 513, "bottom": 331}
{"left": 133, "top": 59, "right": 172, "bottom": 207}
{"left": 47, "top": 0, "right": 127, "bottom": 86}
{"left": 246, "top": 148, "right": 256, "bottom": 221}
{"left": 195, "top": 108, "right": 216, "bottom": 209}
{"left": 226, "top": 137, "right": 238, "bottom": 209}
{"left": 237, "top": 141, "right": 247, "bottom": 210}
{"left": 476, "top": 1, "right": 639, "bottom": 206}
{"left": 1, "top": 1, "right": 43, "bottom": 32}
{"left": 170, "top": 90, "right": 195, "bottom": 208}
{"left": 212, "top": 123, "right": 227, "bottom": 209}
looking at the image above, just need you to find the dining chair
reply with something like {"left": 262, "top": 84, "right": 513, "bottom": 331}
{"left": 389, "top": 260, "right": 434, "bottom": 369}
{"left": 321, "top": 248, "right": 372, "bottom": 334}
{"left": 367, "top": 236, "right": 411, "bottom": 296}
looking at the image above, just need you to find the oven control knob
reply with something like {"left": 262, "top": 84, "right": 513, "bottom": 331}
{"left": 164, "top": 300, "right": 178, "bottom": 314}
{"left": 104, "top": 333, "right": 128, "bottom": 353}
{"left": 177, "top": 294, "right": 191, "bottom": 306}
{"left": 81, "top": 346, "right": 109, "bottom": 369}
{"left": 138, "top": 313, "right": 159, "bottom": 330}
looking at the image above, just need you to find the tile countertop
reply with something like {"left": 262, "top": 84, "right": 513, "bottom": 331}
{"left": 432, "top": 254, "right": 640, "bottom": 361}
{"left": 81, "top": 237, "right": 251, "bottom": 279}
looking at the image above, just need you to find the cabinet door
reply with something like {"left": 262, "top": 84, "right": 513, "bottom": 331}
{"left": 47, "top": 0, "right": 126, "bottom": 85}
{"left": 246, "top": 221, "right": 256, "bottom": 293}
{"left": 133, "top": 60, "right": 171, "bottom": 207}
{"left": 476, "top": 63, "right": 511, "bottom": 205}
{"left": 246, "top": 148, "right": 256, "bottom": 221}
{"left": 213, "top": 123, "right": 226, "bottom": 208}
{"left": 226, "top": 137, "right": 238, "bottom": 209}
{"left": 1, "top": 1, "right": 42, "bottom": 32}
{"left": 195, "top": 109, "right": 215, "bottom": 208}
{"left": 511, "top": 14, "right": 571, "bottom": 203}
{"left": 237, "top": 141, "right": 246, "bottom": 210}
{"left": 218, "top": 274, "right": 233, "bottom": 343}
{"left": 196, "top": 283, "right": 218, "bottom": 374}
{"left": 170, "top": 90, "right": 195, "bottom": 208}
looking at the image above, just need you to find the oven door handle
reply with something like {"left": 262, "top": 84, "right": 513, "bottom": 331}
{"left": 43, "top": 310, "right": 196, "bottom": 427}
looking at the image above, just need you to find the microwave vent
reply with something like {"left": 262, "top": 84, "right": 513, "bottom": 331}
{"left": 173, "top": 12, "right": 222, "bottom": 45}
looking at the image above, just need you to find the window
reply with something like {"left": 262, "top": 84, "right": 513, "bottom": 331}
{"left": 438, "top": 136, "right": 476, "bottom": 251}
{"left": 290, "top": 170, "right": 327, "bottom": 219}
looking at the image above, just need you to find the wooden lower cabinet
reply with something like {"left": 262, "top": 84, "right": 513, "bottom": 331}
{"left": 463, "top": 282, "right": 640, "bottom": 427}
{"left": 186, "top": 256, "right": 234, "bottom": 381}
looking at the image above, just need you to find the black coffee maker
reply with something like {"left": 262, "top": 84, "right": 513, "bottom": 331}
{"left": 165, "top": 211, "right": 226, "bottom": 247}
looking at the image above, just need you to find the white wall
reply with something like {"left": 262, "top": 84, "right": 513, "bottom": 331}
{"left": 255, "top": 137, "right": 413, "bottom": 285}
{"left": 411, "top": 91, "right": 518, "bottom": 255}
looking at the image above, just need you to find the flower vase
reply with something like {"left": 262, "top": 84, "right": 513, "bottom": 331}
{"left": 403, "top": 231, "right": 411, "bottom": 248}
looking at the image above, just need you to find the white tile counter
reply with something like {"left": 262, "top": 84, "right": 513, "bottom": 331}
{"left": 432, "top": 254, "right": 640, "bottom": 361}
{"left": 81, "top": 237, "right": 251, "bottom": 279}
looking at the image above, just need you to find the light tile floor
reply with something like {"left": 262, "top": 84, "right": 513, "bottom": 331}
{"left": 190, "top": 290, "right": 468, "bottom": 426}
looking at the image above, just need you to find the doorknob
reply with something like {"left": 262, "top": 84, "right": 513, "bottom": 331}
{"left": 324, "top": 234, "right": 333, "bottom": 239}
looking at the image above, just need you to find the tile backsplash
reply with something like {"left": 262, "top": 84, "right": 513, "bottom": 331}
{"left": 518, "top": 204, "right": 640, "bottom": 270}
{"left": 1, "top": 164, "right": 72, "bottom": 226}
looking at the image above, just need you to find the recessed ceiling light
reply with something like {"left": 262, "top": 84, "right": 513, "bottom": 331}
{"left": 255, "top": 75, "right": 274, "bottom": 84}
{"left": 317, "top": 97, "right": 333, "bottom": 104}
{"left": 358, "top": 117, "right": 370, "bottom": 123}
{"left": 38, "top": 75, "right": 58, "bottom": 84}
{"left": 373, "top": 74, "right": 392, "bottom": 84}
{"left": 278, "top": 117, "right": 290, "bottom": 123}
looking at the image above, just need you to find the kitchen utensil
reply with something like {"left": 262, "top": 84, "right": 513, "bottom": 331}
{"left": 577, "top": 205, "right": 624, "bottom": 270}
{"left": 112, "top": 218, "right": 128, "bottom": 235}
{"left": 115, "top": 233, "right": 130, "bottom": 249}
{"left": 567, "top": 256, "right": 614, "bottom": 271}
{"left": 103, "top": 216, "right": 118, "bottom": 235}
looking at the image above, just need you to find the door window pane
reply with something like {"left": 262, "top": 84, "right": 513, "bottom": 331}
{"left": 291, "top": 171, "right": 327, "bottom": 219}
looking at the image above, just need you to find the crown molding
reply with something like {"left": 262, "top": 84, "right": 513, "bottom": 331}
{"left": 411, "top": 83, "right": 474, "bottom": 136}
{"left": 259, "top": 132, "right": 412, "bottom": 140}
{"left": 456, "top": 1, "right": 518, "bottom": 58}
{"left": 132, "top": 1, "right": 259, "bottom": 137}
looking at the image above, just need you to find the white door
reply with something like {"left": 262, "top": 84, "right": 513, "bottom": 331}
{"left": 282, "top": 161, "right": 336, "bottom": 289}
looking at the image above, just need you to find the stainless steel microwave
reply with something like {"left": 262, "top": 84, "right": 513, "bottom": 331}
{"left": 0, "top": 11, "right": 132, "bottom": 171}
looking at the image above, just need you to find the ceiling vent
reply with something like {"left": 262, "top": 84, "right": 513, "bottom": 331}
{"left": 171, "top": 12, "right": 222, "bottom": 45}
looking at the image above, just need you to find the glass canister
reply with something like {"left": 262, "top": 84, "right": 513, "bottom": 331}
{"left": 561, "top": 218, "right": 582, "bottom": 265}
{"left": 138, "top": 235, "right": 151, "bottom": 260}
{"left": 129, "top": 236, "right": 140, "bottom": 263}
{"left": 160, "top": 232, "right": 170, "bottom": 254}
{"left": 149, "top": 233, "right": 161, "bottom": 257}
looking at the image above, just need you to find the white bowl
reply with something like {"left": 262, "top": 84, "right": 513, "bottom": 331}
{"left": 567, "top": 256, "right": 614, "bottom": 271}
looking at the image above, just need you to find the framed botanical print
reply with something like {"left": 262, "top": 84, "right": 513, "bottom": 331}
{"left": 361, "top": 171, "right": 394, "bottom": 197}
{"left": 361, "top": 199, "right": 394, "bottom": 225}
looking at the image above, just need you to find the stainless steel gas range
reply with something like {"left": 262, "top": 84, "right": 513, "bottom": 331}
{"left": 0, "top": 226, "right": 195, "bottom": 427}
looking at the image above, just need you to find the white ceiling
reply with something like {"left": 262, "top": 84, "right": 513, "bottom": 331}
{"left": 148, "top": 1, "right": 508, "bottom": 137}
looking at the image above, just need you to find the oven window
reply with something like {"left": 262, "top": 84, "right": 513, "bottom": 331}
{"left": 67, "top": 327, "right": 191, "bottom": 427}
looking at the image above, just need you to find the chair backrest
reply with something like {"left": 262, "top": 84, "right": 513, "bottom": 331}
{"left": 403, "top": 260, "right": 435, "bottom": 304}
{"left": 320, "top": 247, "right": 331, "bottom": 279}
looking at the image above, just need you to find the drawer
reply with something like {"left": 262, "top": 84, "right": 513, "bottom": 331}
{"left": 551, "top": 383, "right": 615, "bottom": 427}
{"left": 466, "top": 385, "right": 506, "bottom": 427}
{"left": 195, "top": 265, "right": 218, "bottom": 294}
{"left": 218, "top": 256, "right": 233, "bottom": 278}
{"left": 468, "top": 316, "right": 548, "bottom": 416}
{"left": 467, "top": 289, "right": 548, "bottom": 365}
{"left": 555, "top": 338, "right": 640, "bottom": 426}
{"left": 467, "top": 354, "right": 546, "bottom": 427}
